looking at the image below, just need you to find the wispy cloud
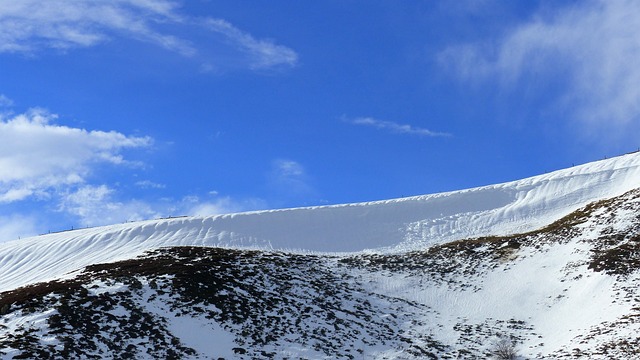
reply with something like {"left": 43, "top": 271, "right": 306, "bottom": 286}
{"left": 56, "top": 185, "right": 267, "bottom": 227}
{"left": 0, "top": 108, "right": 151, "bottom": 203}
{"left": 0, "top": 0, "right": 297, "bottom": 71}
{"left": 268, "top": 159, "right": 318, "bottom": 205}
{"left": 0, "top": 0, "right": 189, "bottom": 54}
{"left": 438, "top": 0, "right": 640, "bottom": 135}
{"left": 346, "top": 116, "right": 451, "bottom": 137}
{"left": 185, "top": 195, "right": 267, "bottom": 217}
{"left": 274, "top": 159, "right": 305, "bottom": 179}
{"left": 135, "top": 180, "right": 166, "bottom": 189}
{"left": 0, "top": 94, "right": 13, "bottom": 107}
{"left": 0, "top": 215, "right": 38, "bottom": 243}
{"left": 204, "top": 18, "right": 298, "bottom": 70}
{"left": 57, "top": 184, "right": 163, "bottom": 227}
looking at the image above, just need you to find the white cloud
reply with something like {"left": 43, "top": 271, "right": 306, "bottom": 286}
{"left": 346, "top": 116, "right": 451, "bottom": 137}
{"left": 57, "top": 184, "right": 268, "bottom": 226}
{"left": 0, "top": 102, "right": 269, "bottom": 229}
{"left": 58, "top": 185, "right": 162, "bottom": 227}
{"left": 0, "top": 103, "right": 267, "bottom": 225}
{"left": 0, "top": 215, "right": 38, "bottom": 242}
{"left": 186, "top": 196, "right": 267, "bottom": 216}
{"left": 0, "top": 108, "right": 151, "bottom": 203}
{"left": 439, "top": 0, "right": 640, "bottom": 133}
{"left": 187, "top": 199, "right": 238, "bottom": 216}
{"left": 0, "top": 0, "right": 297, "bottom": 70}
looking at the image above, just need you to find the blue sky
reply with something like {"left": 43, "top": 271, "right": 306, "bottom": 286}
{"left": 1, "top": 0, "right": 639, "bottom": 240}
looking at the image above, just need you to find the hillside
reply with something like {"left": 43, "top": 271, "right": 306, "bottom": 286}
{"left": 1, "top": 153, "right": 640, "bottom": 358}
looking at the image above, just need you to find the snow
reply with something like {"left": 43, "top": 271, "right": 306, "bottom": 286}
{"left": 1, "top": 152, "right": 640, "bottom": 295}
{"left": 350, "top": 237, "right": 637, "bottom": 357}
{"left": 2, "top": 171, "right": 640, "bottom": 360}
{"left": 138, "top": 284, "right": 238, "bottom": 360}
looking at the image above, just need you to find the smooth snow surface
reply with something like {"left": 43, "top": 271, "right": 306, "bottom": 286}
{"left": 1, "top": 152, "right": 640, "bottom": 292}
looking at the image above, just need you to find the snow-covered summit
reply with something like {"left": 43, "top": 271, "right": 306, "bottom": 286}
{"left": 1, "top": 152, "right": 640, "bottom": 292}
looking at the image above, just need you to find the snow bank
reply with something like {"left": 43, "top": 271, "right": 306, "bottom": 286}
{"left": 1, "top": 152, "right": 640, "bottom": 292}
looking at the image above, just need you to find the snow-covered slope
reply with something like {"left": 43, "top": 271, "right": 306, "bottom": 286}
{"left": 2, "top": 186, "right": 640, "bottom": 358}
{"left": 1, "top": 152, "right": 640, "bottom": 293}
{"left": 3, "top": 152, "right": 640, "bottom": 359}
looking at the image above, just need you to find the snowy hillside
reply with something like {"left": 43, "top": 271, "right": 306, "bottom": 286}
{"left": 1, "top": 152, "right": 640, "bottom": 294}
{"left": 1, "top": 186, "right": 640, "bottom": 358}
{"left": 1, "top": 153, "right": 640, "bottom": 359}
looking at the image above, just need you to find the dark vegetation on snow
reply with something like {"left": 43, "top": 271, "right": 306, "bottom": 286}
{"left": 0, "top": 248, "right": 445, "bottom": 359}
{"left": 1, "top": 189, "right": 640, "bottom": 359}
{"left": 588, "top": 234, "right": 640, "bottom": 275}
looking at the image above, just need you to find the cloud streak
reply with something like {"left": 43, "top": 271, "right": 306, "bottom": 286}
{"left": 0, "top": 0, "right": 297, "bottom": 70}
{"left": 438, "top": 0, "right": 640, "bottom": 134}
{"left": 204, "top": 18, "right": 298, "bottom": 70}
{"left": 347, "top": 116, "right": 450, "bottom": 137}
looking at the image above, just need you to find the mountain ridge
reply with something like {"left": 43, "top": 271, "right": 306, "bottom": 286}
{"left": 1, "top": 187, "right": 640, "bottom": 358}
{"left": 2, "top": 153, "right": 640, "bottom": 358}
{"left": 2, "top": 152, "right": 640, "bottom": 294}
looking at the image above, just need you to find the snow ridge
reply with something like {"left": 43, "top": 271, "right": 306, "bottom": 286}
{"left": 1, "top": 152, "right": 640, "bottom": 293}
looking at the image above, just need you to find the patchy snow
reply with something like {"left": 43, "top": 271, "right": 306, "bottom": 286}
{"left": 137, "top": 284, "right": 238, "bottom": 360}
